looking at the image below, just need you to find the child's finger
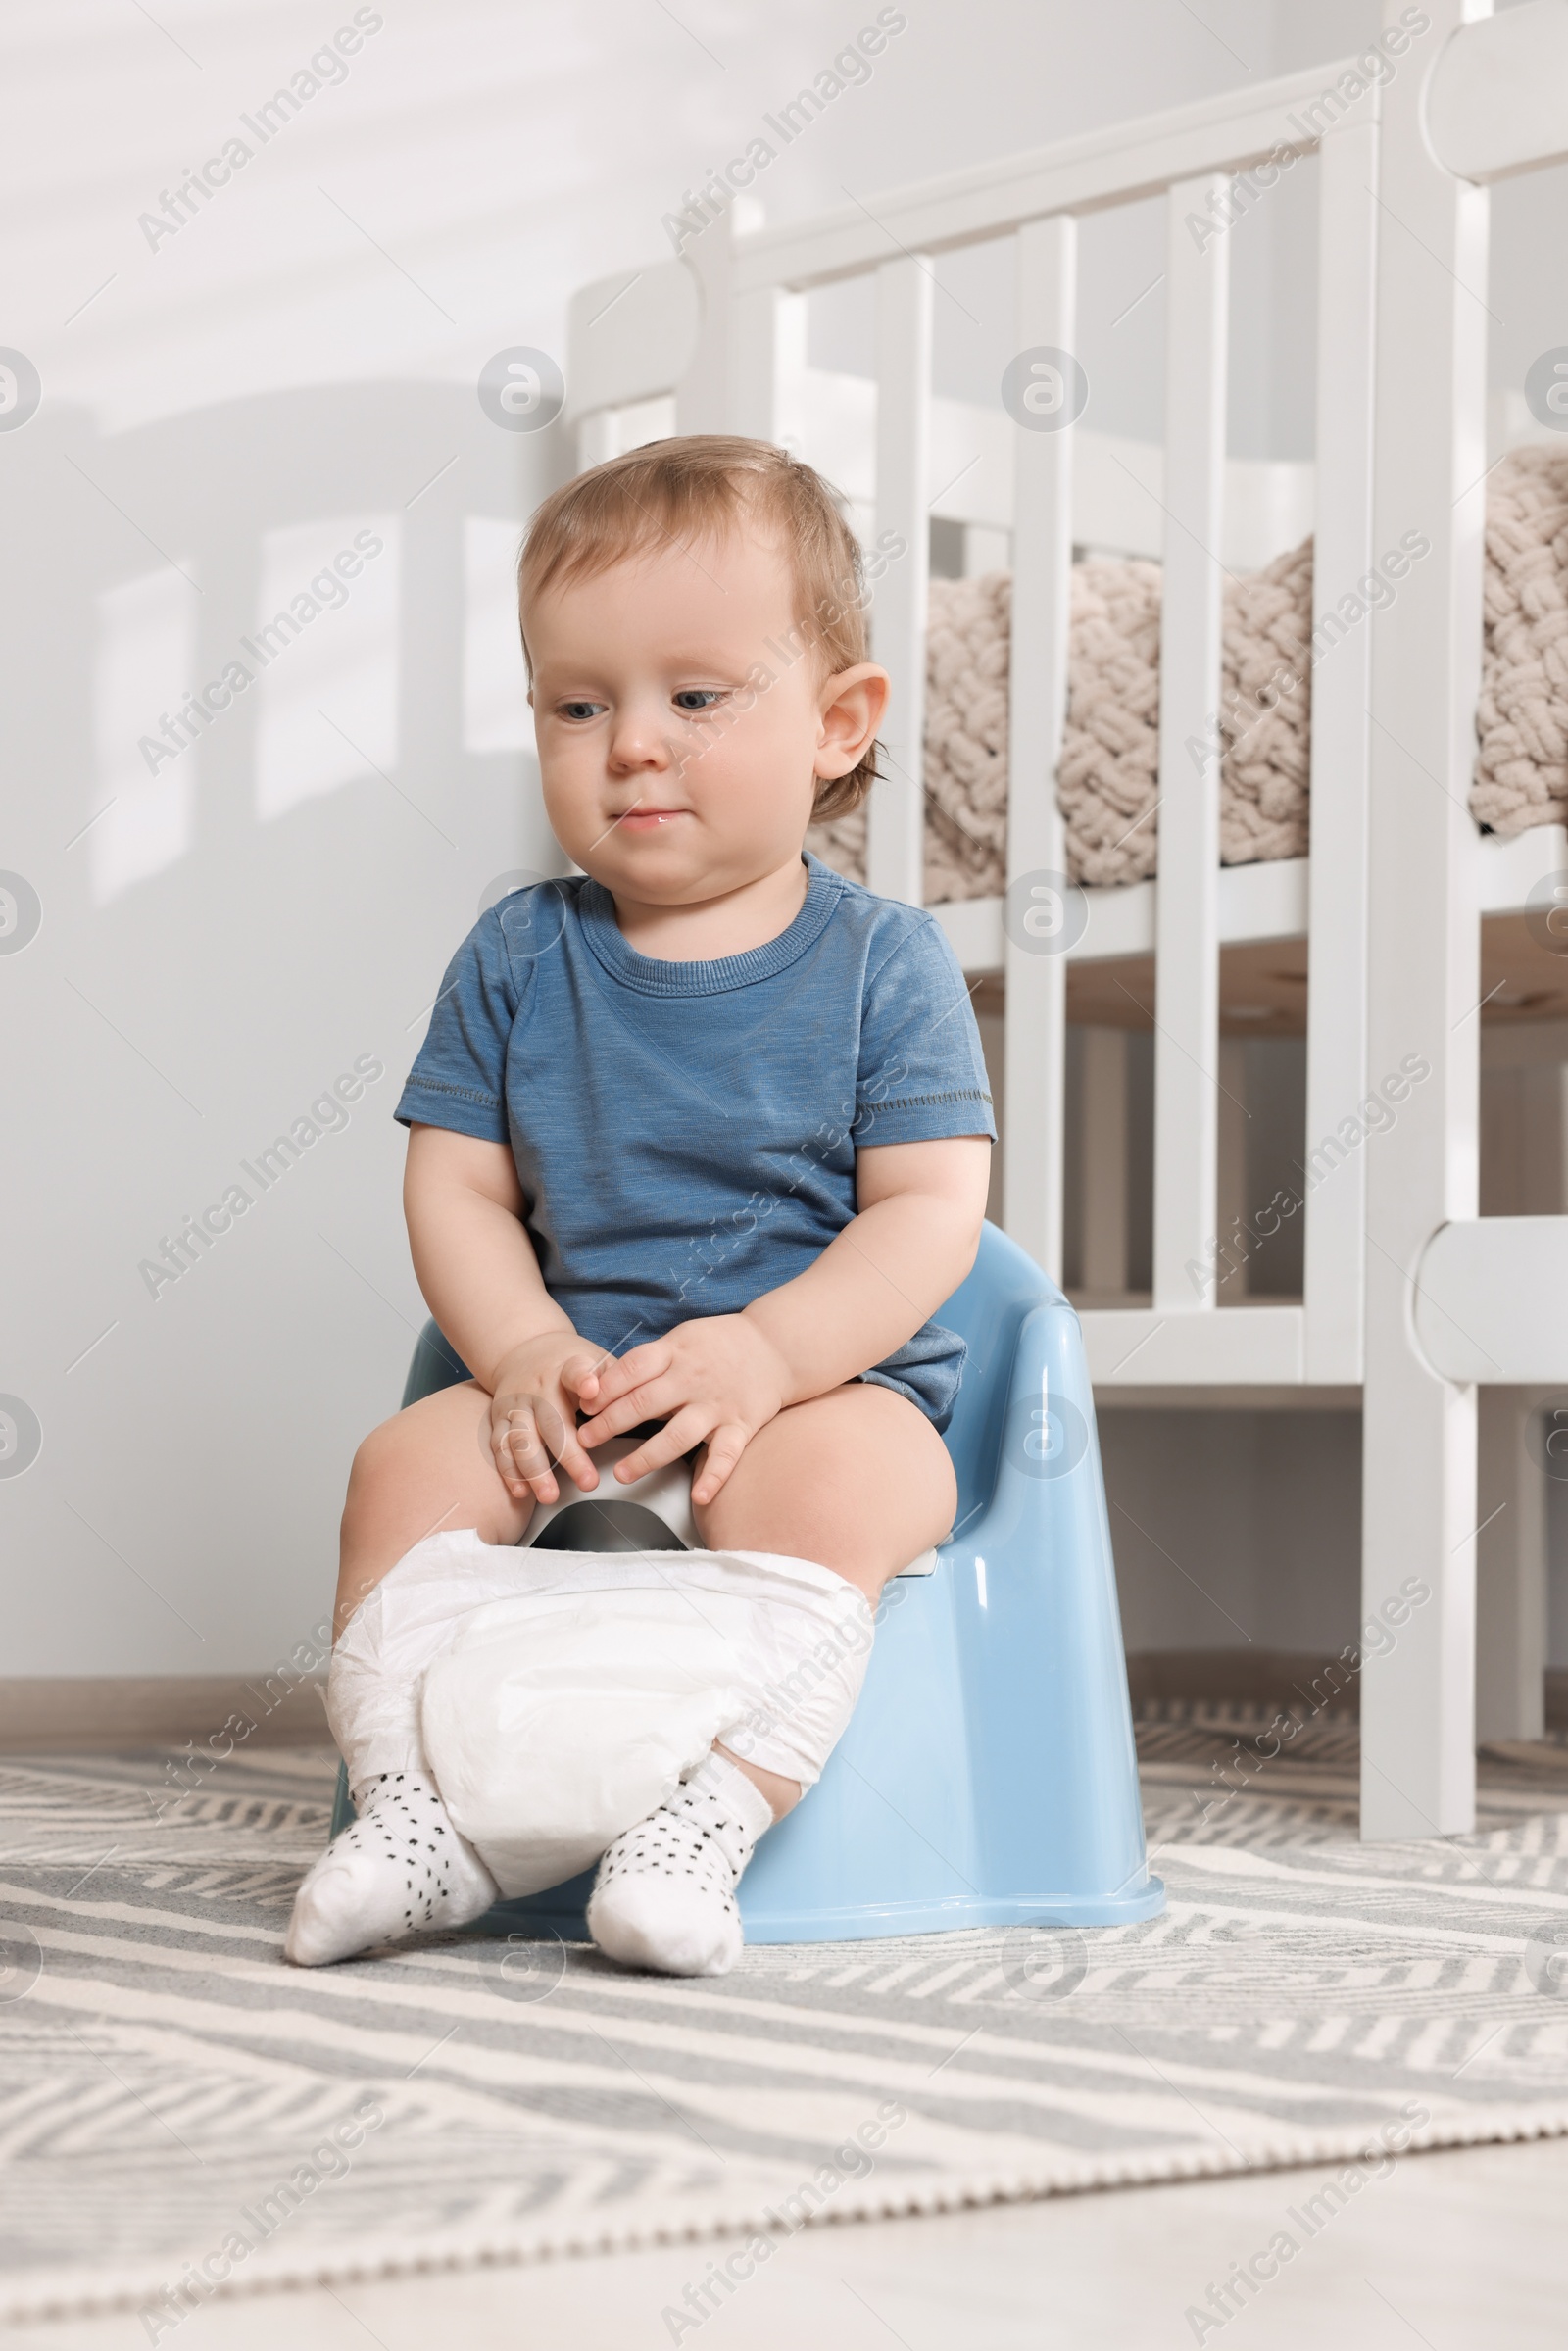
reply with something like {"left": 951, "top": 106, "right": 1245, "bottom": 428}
{"left": 584, "top": 1341, "right": 669, "bottom": 1407}
{"left": 560, "top": 1348, "right": 612, "bottom": 1402}
{"left": 575, "top": 1371, "right": 682, "bottom": 1447}
{"left": 612, "top": 1402, "right": 710, "bottom": 1485}
{"left": 546, "top": 1409, "right": 603, "bottom": 1493}
{"left": 690, "top": 1422, "right": 749, "bottom": 1507}
{"left": 524, "top": 1393, "right": 601, "bottom": 1495}
{"left": 495, "top": 1405, "right": 558, "bottom": 1504}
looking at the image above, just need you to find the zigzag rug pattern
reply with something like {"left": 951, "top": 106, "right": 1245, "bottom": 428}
{"left": 4, "top": 1725, "right": 1568, "bottom": 2324}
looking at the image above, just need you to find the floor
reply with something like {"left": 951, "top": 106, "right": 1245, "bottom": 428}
{"left": 9, "top": 1716, "right": 1567, "bottom": 2349}
{"left": 7, "top": 2133, "right": 1566, "bottom": 2349}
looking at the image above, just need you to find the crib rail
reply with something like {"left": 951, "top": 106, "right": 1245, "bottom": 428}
{"left": 562, "top": 27, "right": 1568, "bottom": 1406}
{"left": 700, "top": 56, "right": 1387, "bottom": 1393}
{"left": 562, "top": 5, "right": 1568, "bottom": 1851}
{"left": 563, "top": 4, "right": 1568, "bottom": 1845}
{"left": 725, "top": 65, "right": 1362, "bottom": 288}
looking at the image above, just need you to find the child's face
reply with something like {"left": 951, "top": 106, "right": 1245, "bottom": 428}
{"left": 525, "top": 525, "right": 886, "bottom": 906}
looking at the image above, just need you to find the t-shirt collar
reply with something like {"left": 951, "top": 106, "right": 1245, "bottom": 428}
{"left": 577, "top": 851, "right": 844, "bottom": 997}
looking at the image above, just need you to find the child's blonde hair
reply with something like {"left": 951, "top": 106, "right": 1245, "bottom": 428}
{"left": 517, "top": 434, "right": 881, "bottom": 820}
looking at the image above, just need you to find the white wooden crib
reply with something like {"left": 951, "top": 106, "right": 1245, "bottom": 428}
{"left": 558, "top": 0, "right": 1568, "bottom": 1841}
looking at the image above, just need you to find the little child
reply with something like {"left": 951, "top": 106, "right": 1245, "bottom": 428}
{"left": 286, "top": 434, "right": 995, "bottom": 1976}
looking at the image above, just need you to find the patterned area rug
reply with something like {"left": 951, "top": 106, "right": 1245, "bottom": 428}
{"left": 5, "top": 1720, "right": 1568, "bottom": 2325}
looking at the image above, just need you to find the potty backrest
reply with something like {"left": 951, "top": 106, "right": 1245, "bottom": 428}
{"left": 933, "top": 1219, "right": 1060, "bottom": 1536}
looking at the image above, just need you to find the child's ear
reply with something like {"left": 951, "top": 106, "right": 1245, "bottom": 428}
{"left": 816, "top": 663, "right": 890, "bottom": 779}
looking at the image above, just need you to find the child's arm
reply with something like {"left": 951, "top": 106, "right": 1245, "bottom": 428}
{"left": 404, "top": 1124, "right": 606, "bottom": 1503}
{"left": 744, "top": 1136, "right": 991, "bottom": 1399}
{"left": 576, "top": 1135, "right": 992, "bottom": 1502}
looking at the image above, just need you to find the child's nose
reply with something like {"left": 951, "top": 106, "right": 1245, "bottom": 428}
{"left": 607, "top": 706, "right": 673, "bottom": 773}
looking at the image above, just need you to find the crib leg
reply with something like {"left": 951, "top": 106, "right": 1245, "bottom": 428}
{"left": 1359, "top": 1361, "right": 1477, "bottom": 1840}
{"left": 1475, "top": 1389, "right": 1548, "bottom": 1744}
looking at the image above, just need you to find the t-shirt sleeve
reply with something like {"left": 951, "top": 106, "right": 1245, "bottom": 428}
{"left": 393, "top": 906, "right": 522, "bottom": 1145}
{"left": 853, "top": 913, "right": 997, "bottom": 1147}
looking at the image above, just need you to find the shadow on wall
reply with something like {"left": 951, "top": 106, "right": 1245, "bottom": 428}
{"left": 3, "top": 387, "right": 569, "bottom": 1675}
{"left": 7, "top": 384, "right": 565, "bottom": 914}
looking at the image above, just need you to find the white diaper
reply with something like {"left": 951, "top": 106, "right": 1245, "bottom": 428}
{"left": 328, "top": 1530, "right": 874, "bottom": 1900}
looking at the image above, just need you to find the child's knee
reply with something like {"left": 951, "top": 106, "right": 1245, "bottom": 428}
{"left": 342, "top": 1415, "right": 409, "bottom": 1515}
{"left": 344, "top": 1386, "right": 494, "bottom": 1508}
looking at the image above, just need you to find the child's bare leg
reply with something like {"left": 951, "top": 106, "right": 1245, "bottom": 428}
{"left": 693, "top": 1379, "right": 957, "bottom": 1606}
{"left": 334, "top": 1381, "right": 537, "bottom": 1638}
{"left": 701, "top": 1381, "right": 953, "bottom": 1819}
{"left": 700, "top": 1383, "right": 956, "bottom": 1831}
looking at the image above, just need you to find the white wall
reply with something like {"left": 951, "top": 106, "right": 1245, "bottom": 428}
{"left": 1102, "top": 1410, "right": 1364, "bottom": 1659}
{"left": 4, "top": 0, "right": 1563, "bottom": 1681}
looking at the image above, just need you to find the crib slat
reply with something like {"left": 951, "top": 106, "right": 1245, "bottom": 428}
{"left": 729, "top": 283, "right": 809, "bottom": 467}
{"left": 576, "top": 412, "right": 618, "bottom": 470}
{"left": 1004, "top": 213, "right": 1077, "bottom": 1280}
{"left": 1152, "top": 175, "right": 1230, "bottom": 1313}
{"left": 868, "top": 256, "right": 933, "bottom": 905}
{"left": 1302, "top": 119, "right": 1378, "bottom": 1382}
{"left": 674, "top": 216, "right": 732, "bottom": 437}
{"left": 730, "top": 282, "right": 782, "bottom": 441}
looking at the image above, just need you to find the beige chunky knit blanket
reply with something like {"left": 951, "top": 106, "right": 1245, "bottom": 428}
{"left": 807, "top": 443, "right": 1568, "bottom": 899}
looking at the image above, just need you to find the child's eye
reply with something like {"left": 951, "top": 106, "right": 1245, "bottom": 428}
{"left": 672, "top": 689, "right": 723, "bottom": 713}
{"left": 557, "top": 700, "right": 605, "bottom": 722}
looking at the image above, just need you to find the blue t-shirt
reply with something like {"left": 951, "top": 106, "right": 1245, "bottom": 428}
{"left": 394, "top": 852, "right": 996, "bottom": 1433}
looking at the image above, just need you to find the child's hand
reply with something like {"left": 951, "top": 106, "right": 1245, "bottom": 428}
{"left": 573, "top": 1315, "right": 792, "bottom": 1505}
{"left": 487, "top": 1331, "right": 608, "bottom": 1507}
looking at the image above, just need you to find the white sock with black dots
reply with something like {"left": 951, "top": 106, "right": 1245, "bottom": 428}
{"left": 586, "top": 1751, "right": 777, "bottom": 1979}
{"left": 284, "top": 1769, "right": 498, "bottom": 1968}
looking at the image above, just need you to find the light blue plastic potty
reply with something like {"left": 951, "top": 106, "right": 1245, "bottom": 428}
{"left": 328, "top": 1220, "right": 1163, "bottom": 1942}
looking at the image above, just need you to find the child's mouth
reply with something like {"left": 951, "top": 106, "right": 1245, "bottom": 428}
{"left": 616, "top": 809, "right": 688, "bottom": 831}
